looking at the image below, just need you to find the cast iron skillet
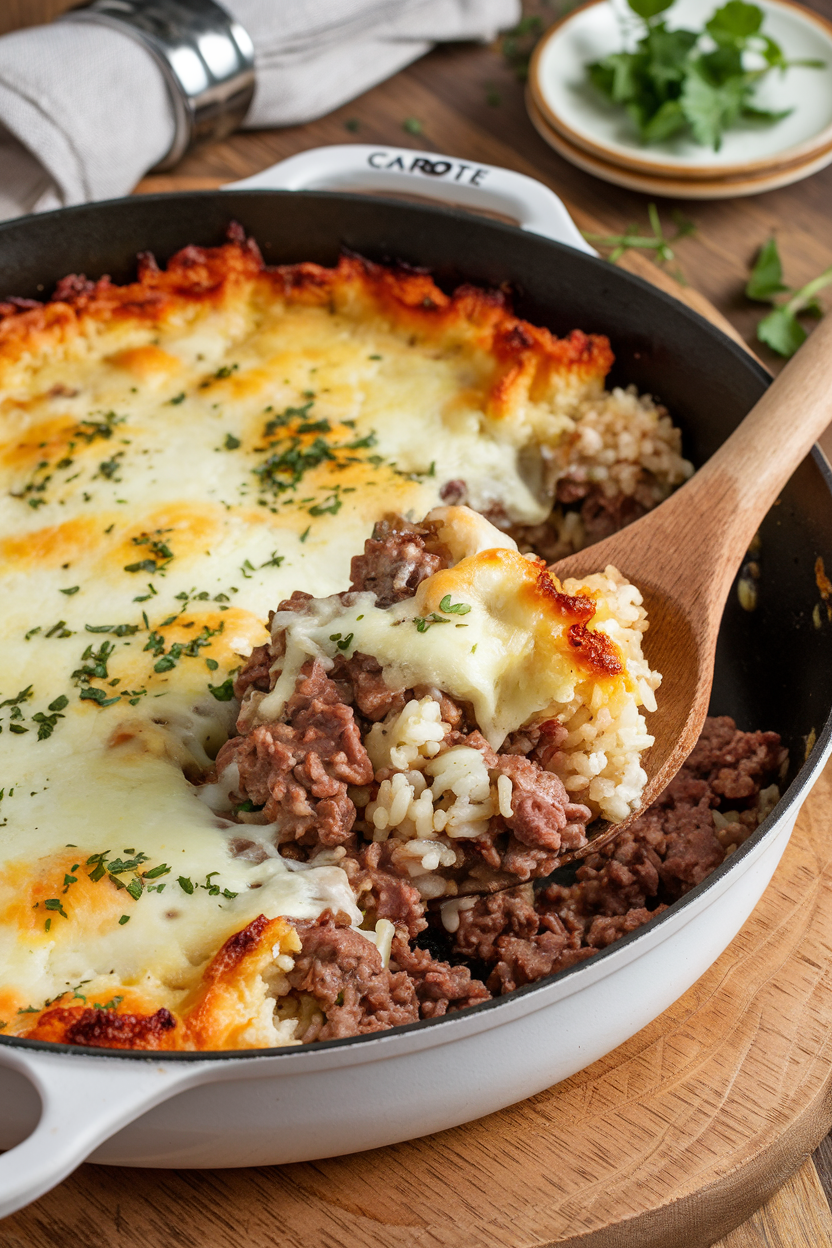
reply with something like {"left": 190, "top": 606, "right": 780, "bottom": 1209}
{"left": 0, "top": 158, "right": 831, "bottom": 1210}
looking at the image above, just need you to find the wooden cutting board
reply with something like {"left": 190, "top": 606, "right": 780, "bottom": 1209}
{"left": 5, "top": 212, "right": 832, "bottom": 1247}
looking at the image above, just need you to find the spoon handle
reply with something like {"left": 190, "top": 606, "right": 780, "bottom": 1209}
{"left": 672, "top": 313, "right": 832, "bottom": 594}
{"left": 620, "top": 312, "right": 832, "bottom": 633}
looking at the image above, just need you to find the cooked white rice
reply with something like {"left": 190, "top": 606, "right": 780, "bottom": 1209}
{"left": 541, "top": 386, "right": 693, "bottom": 556}
{"left": 353, "top": 561, "right": 660, "bottom": 892}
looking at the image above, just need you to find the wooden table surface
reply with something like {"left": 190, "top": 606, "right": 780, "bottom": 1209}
{"left": 4, "top": 1, "right": 832, "bottom": 1244}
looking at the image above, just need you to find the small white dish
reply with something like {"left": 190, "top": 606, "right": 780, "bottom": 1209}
{"left": 530, "top": 0, "right": 832, "bottom": 180}
{"left": 527, "top": 88, "right": 832, "bottom": 196}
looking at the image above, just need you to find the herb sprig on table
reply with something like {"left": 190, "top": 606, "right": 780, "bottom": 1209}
{"left": 587, "top": 0, "right": 824, "bottom": 150}
{"left": 583, "top": 202, "right": 695, "bottom": 275}
{"left": 746, "top": 238, "right": 832, "bottom": 357}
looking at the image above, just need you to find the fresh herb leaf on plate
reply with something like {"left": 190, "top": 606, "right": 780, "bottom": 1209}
{"left": 587, "top": 0, "right": 824, "bottom": 150}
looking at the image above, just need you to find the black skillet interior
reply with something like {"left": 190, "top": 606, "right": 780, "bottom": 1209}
{"left": 2, "top": 189, "right": 831, "bottom": 784}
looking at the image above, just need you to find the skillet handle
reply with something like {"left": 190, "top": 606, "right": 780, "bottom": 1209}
{"left": 0, "top": 1044, "right": 204, "bottom": 1217}
{"left": 225, "top": 143, "right": 596, "bottom": 255}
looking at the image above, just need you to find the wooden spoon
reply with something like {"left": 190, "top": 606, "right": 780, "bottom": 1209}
{"left": 548, "top": 312, "right": 832, "bottom": 866}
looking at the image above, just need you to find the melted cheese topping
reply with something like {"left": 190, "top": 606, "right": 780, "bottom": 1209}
{"left": 0, "top": 241, "right": 614, "bottom": 1043}
{"left": 259, "top": 509, "right": 629, "bottom": 749}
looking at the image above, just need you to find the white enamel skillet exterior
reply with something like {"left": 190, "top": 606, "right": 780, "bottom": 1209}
{"left": 0, "top": 145, "right": 830, "bottom": 1218}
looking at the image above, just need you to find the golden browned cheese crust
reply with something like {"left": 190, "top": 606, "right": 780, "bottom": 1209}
{"left": 0, "top": 237, "right": 612, "bottom": 419}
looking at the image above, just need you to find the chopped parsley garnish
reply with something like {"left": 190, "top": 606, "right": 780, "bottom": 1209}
{"left": 107, "top": 852, "right": 150, "bottom": 875}
{"left": 44, "top": 898, "right": 67, "bottom": 919}
{"left": 223, "top": 433, "right": 241, "bottom": 450}
{"left": 308, "top": 494, "right": 342, "bottom": 517}
{"left": 0, "top": 687, "right": 33, "bottom": 709}
{"left": 60, "top": 586, "right": 80, "bottom": 595}
{"left": 32, "top": 694, "right": 69, "bottom": 740}
{"left": 178, "top": 871, "right": 237, "bottom": 900}
{"left": 85, "top": 622, "right": 140, "bottom": 635}
{"left": 92, "top": 996, "right": 123, "bottom": 1011}
{"left": 414, "top": 614, "right": 451, "bottom": 633}
{"left": 169, "top": 393, "right": 186, "bottom": 405}
{"left": 143, "top": 620, "right": 225, "bottom": 677}
{"left": 118, "top": 915, "right": 130, "bottom": 924}
{"left": 45, "top": 620, "right": 73, "bottom": 638}
{"left": 75, "top": 411, "right": 125, "bottom": 444}
{"left": 414, "top": 596, "right": 472, "bottom": 631}
{"left": 96, "top": 453, "right": 123, "bottom": 480}
{"left": 259, "top": 550, "right": 284, "bottom": 569}
{"left": 438, "top": 595, "right": 472, "bottom": 616}
{"left": 142, "top": 863, "right": 170, "bottom": 880}
{"left": 208, "top": 677, "right": 235, "bottom": 701}
{"left": 124, "top": 528, "right": 175, "bottom": 575}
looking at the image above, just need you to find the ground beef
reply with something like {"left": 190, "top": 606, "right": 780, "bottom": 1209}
{"left": 331, "top": 650, "right": 407, "bottom": 722}
{"left": 233, "top": 641, "right": 272, "bottom": 699}
{"left": 349, "top": 846, "right": 428, "bottom": 937}
{"left": 215, "top": 659, "right": 372, "bottom": 846}
{"left": 348, "top": 517, "right": 448, "bottom": 607}
{"left": 447, "top": 716, "right": 784, "bottom": 995}
{"left": 556, "top": 480, "right": 651, "bottom": 546}
{"left": 288, "top": 914, "right": 419, "bottom": 1041}
{"left": 288, "top": 913, "right": 489, "bottom": 1040}
{"left": 390, "top": 933, "right": 491, "bottom": 1017}
{"left": 217, "top": 504, "right": 786, "bottom": 1044}
{"left": 681, "top": 715, "right": 785, "bottom": 800}
{"left": 440, "top": 729, "right": 592, "bottom": 882}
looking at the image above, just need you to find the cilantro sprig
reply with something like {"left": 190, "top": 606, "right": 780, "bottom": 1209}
{"left": 745, "top": 238, "right": 832, "bottom": 357}
{"left": 587, "top": 0, "right": 824, "bottom": 151}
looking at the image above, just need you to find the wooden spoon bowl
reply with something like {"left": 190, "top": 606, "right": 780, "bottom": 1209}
{"left": 548, "top": 312, "right": 832, "bottom": 866}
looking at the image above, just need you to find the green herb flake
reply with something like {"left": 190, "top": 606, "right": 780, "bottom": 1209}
{"left": 119, "top": 914, "right": 131, "bottom": 924}
{"left": 60, "top": 586, "right": 80, "bottom": 595}
{"left": 208, "top": 678, "right": 235, "bottom": 701}
{"left": 92, "top": 995, "right": 123, "bottom": 1011}
{"left": 438, "top": 595, "right": 471, "bottom": 616}
{"left": 178, "top": 876, "right": 195, "bottom": 895}
{"left": 0, "top": 686, "right": 33, "bottom": 710}
{"left": 142, "top": 863, "right": 170, "bottom": 880}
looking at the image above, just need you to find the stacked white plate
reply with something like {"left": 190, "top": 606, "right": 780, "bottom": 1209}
{"left": 528, "top": 0, "right": 832, "bottom": 198}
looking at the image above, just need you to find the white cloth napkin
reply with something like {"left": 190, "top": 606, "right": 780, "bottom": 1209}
{"left": 0, "top": 0, "right": 519, "bottom": 223}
